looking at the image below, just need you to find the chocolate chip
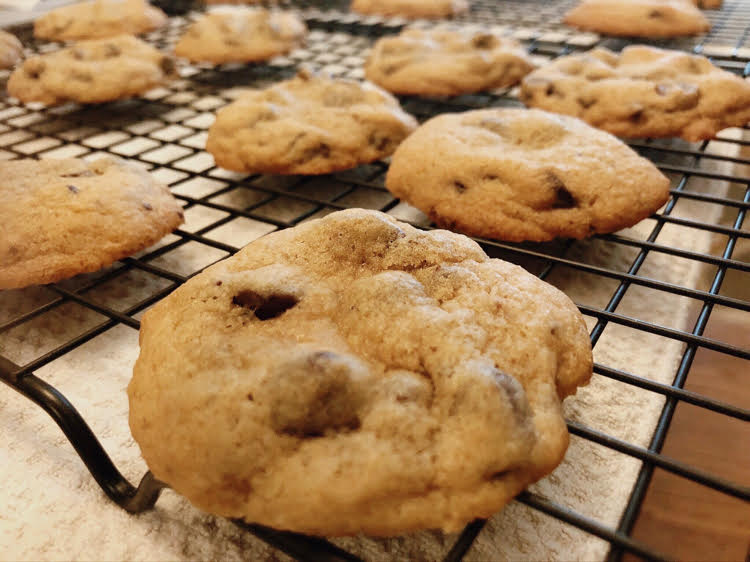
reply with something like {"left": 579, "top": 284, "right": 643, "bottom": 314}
{"left": 142, "top": 202, "right": 153, "bottom": 211}
{"left": 577, "top": 95, "right": 596, "bottom": 108}
{"left": 687, "top": 58, "right": 705, "bottom": 74}
{"left": 104, "top": 44, "right": 121, "bottom": 58}
{"left": 648, "top": 9, "right": 663, "bottom": 18}
{"left": 268, "top": 351, "right": 365, "bottom": 438}
{"left": 381, "top": 61, "right": 409, "bottom": 76}
{"left": 453, "top": 180, "right": 467, "bottom": 194}
{"left": 60, "top": 170, "right": 94, "bottom": 178}
{"left": 546, "top": 172, "right": 577, "bottom": 209}
{"left": 297, "top": 67, "right": 313, "bottom": 81}
{"left": 300, "top": 142, "right": 331, "bottom": 163}
{"left": 471, "top": 33, "right": 497, "bottom": 49}
{"left": 215, "top": 280, "right": 223, "bottom": 286}
{"left": 368, "top": 131, "right": 392, "bottom": 151}
{"left": 545, "top": 83, "right": 556, "bottom": 96}
{"left": 52, "top": 20, "right": 72, "bottom": 34}
{"left": 492, "top": 371, "right": 531, "bottom": 423}
{"left": 629, "top": 108, "right": 645, "bottom": 123}
{"left": 676, "top": 84, "right": 700, "bottom": 110}
{"left": 232, "top": 290, "right": 298, "bottom": 320}
{"left": 159, "top": 56, "right": 177, "bottom": 76}
{"left": 655, "top": 83, "right": 700, "bottom": 111}
{"left": 476, "top": 117, "right": 506, "bottom": 136}
{"left": 24, "top": 59, "right": 45, "bottom": 79}
{"left": 553, "top": 185, "right": 577, "bottom": 209}
{"left": 67, "top": 184, "right": 79, "bottom": 194}
{"left": 72, "top": 71, "right": 93, "bottom": 82}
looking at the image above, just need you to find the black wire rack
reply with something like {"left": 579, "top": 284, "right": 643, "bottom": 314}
{"left": 1, "top": 1, "right": 749, "bottom": 561}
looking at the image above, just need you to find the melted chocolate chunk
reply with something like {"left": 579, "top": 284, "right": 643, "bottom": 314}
{"left": 232, "top": 290, "right": 298, "bottom": 320}
{"left": 547, "top": 172, "right": 578, "bottom": 209}
{"left": 268, "top": 351, "right": 365, "bottom": 438}
{"left": 629, "top": 108, "right": 646, "bottom": 123}
{"left": 160, "top": 56, "right": 177, "bottom": 76}
{"left": 553, "top": 185, "right": 577, "bottom": 209}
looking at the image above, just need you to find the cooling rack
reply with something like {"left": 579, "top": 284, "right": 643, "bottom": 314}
{"left": 1, "top": 0, "right": 749, "bottom": 561}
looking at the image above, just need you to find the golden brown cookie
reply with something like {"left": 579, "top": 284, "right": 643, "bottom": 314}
{"left": 0, "top": 30, "right": 23, "bottom": 70}
{"left": 128, "top": 208, "right": 592, "bottom": 536}
{"left": 694, "top": 0, "right": 721, "bottom": 7}
{"left": 351, "top": 0, "right": 469, "bottom": 19}
{"left": 174, "top": 8, "right": 306, "bottom": 65}
{"left": 7, "top": 35, "right": 177, "bottom": 106}
{"left": 34, "top": 0, "right": 167, "bottom": 41}
{"left": 564, "top": 0, "right": 710, "bottom": 37}
{"left": 364, "top": 29, "right": 534, "bottom": 96}
{"left": 385, "top": 108, "right": 670, "bottom": 242}
{"left": 520, "top": 45, "right": 750, "bottom": 141}
{"left": 206, "top": 70, "right": 418, "bottom": 175}
{"left": 0, "top": 156, "right": 184, "bottom": 290}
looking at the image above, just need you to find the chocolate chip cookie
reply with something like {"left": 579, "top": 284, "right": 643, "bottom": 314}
{"left": 128, "top": 208, "right": 592, "bottom": 536}
{"left": 0, "top": 31, "right": 23, "bottom": 70}
{"left": 386, "top": 108, "right": 670, "bottom": 242}
{"left": 34, "top": 0, "right": 168, "bottom": 41}
{"left": 206, "top": 70, "right": 418, "bottom": 175}
{"left": 564, "top": 0, "right": 710, "bottom": 37}
{"left": 8, "top": 35, "right": 177, "bottom": 106}
{"left": 364, "top": 29, "right": 534, "bottom": 96}
{"left": 0, "top": 156, "right": 184, "bottom": 290}
{"left": 520, "top": 45, "right": 750, "bottom": 141}
{"left": 351, "top": 0, "right": 469, "bottom": 19}
{"left": 174, "top": 8, "right": 307, "bottom": 65}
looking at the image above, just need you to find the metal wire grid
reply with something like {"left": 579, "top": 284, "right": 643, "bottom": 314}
{"left": 0, "top": 3, "right": 749, "bottom": 561}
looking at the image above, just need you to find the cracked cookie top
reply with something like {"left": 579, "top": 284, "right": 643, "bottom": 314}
{"left": 205, "top": 70, "right": 418, "bottom": 175}
{"left": 520, "top": 45, "right": 750, "bottom": 141}
{"left": 386, "top": 108, "right": 670, "bottom": 242}
{"left": 364, "top": 29, "right": 535, "bottom": 96}
{"left": 128, "top": 208, "right": 592, "bottom": 536}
